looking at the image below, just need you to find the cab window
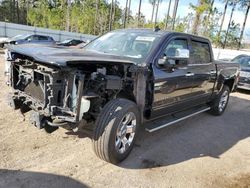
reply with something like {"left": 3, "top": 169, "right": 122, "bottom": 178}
{"left": 32, "top": 35, "right": 39, "bottom": 40}
{"left": 190, "top": 40, "right": 211, "bottom": 64}
{"left": 158, "top": 38, "right": 189, "bottom": 69}
{"left": 164, "top": 39, "right": 188, "bottom": 57}
{"left": 38, "top": 36, "right": 49, "bottom": 41}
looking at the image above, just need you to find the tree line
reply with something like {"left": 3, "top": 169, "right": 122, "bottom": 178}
{"left": 0, "top": 0, "right": 249, "bottom": 49}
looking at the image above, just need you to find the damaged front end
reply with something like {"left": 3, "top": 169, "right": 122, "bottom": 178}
{"left": 6, "top": 51, "right": 136, "bottom": 132}
{"left": 8, "top": 59, "right": 89, "bottom": 131}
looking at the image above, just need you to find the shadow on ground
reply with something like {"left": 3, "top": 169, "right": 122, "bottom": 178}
{"left": 0, "top": 169, "right": 88, "bottom": 188}
{"left": 118, "top": 96, "right": 250, "bottom": 169}
{"left": 47, "top": 95, "right": 250, "bottom": 170}
{"left": 237, "top": 88, "right": 250, "bottom": 95}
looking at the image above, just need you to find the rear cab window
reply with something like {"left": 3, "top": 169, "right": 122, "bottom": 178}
{"left": 190, "top": 40, "right": 211, "bottom": 64}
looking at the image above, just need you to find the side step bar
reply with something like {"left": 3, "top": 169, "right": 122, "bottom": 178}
{"left": 145, "top": 106, "right": 211, "bottom": 132}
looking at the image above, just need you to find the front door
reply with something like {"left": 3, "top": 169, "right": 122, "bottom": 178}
{"left": 151, "top": 37, "right": 194, "bottom": 118}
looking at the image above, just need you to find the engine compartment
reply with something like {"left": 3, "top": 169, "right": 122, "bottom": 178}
{"left": 8, "top": 56, "right": 135, "bottom": 128}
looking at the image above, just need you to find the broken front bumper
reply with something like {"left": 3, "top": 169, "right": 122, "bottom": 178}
{"left": 7, "top": 61, "right": 90, "bottom": 126}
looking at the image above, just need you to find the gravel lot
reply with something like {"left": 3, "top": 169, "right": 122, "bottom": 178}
{"left": 0, "top": 54, "right": 249, "bottom": 188}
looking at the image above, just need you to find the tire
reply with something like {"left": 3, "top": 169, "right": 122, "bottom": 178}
{"left": 92, "top": 98, "right": 140, "bottom": 164}
{"left": 8, "top": 96, "right": 22, "bottom": 110}
{"left": 44, "top": 124, "right": 58, "bottom": 133}
{"left": 209, "top": 85, "right": 230, "bottom": 116}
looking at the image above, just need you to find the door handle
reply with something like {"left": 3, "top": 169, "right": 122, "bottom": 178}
{"left": 185, "top": 72, "right": 194, "bottom": 77}
{"left": 210, "top": 70, "right": 216, "bottom": 74}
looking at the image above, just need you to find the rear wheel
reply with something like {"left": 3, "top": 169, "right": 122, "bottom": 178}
{"left": 209, "top": 85, "right": 230, "bottom": 116}
{"left": 92, "top": 98, "right": 140, "bottom": 164}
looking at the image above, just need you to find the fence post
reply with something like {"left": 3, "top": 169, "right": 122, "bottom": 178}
{"left": 217, "top": 49, "right": 220, "bottom": 60}
{"left": 4, "top": 22, "right": 7, "bottom": 37}
{"left": 59, "top": 30, "right": 61, "bottom": 42}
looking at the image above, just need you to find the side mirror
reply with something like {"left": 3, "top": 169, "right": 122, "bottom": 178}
{"left": 174, "top": 49, "right": 190, "bottom": 59}
{"left": 157, "top": 56, "right": 167, "bottom": 65}
{"left": 27, "top": 38, "right": 32, "bottom": 42}
{"left": 157, "top": 57, "right": 176, "bottom": 71}
{"left": 157, "top": 49, "right": 190, "bottom": 68}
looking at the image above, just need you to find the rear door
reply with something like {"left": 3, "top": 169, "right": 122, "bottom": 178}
{"left": 188, "top": 39, "right": 216, "bottom": 104}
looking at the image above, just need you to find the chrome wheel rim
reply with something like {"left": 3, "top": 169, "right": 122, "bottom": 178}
{"left": 115, "top": 112, "right": 136, "bottom": 154}
{"left": 219, "top": 90, "right": 229, "bottom": 112}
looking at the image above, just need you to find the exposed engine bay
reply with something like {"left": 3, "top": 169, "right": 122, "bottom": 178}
{"left": 7, "top": 54, "right": 137, "bottom": 131}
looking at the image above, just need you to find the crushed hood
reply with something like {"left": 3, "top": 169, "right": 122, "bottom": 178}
{"left": 7, "top": 44, "right": 136, "bottom": 67}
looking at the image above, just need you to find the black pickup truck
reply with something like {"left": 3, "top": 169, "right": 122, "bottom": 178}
{"left": 5, "top": 29, "right": 239, "bottom": 164}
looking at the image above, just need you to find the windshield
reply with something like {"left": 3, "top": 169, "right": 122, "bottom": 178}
{"left": 231, "top": 55, "right": 250, "bottom": 67}
{"left": 84, "top": 31, "right": 161, "bottom": 63}
{"left": 240, "top": 57, "right": 250, "bottom": 67}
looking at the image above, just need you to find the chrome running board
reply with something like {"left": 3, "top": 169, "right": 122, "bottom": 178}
{"left": 145, "top": 106, "right": 211, "bottom": 132}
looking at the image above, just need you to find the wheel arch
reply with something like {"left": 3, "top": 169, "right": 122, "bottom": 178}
{"left": 224, "top": 78, "right": 235, "bottom": 92}
{"left": 217, "top": 72, "right": 238, "bottom": 92}
{"left": 115, "top": 90, "right": 136, "bottom": 102}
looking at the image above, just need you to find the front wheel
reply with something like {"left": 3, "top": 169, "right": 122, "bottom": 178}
{"left": 209, "top": 85, "right": 230, "bottom": 116}
{"left": 92, "top": 98, "right": 140, "bottom": 164}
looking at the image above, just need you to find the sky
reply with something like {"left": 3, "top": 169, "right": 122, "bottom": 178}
{"left": 115, "top": 0, "right": 250, "bottom": 41}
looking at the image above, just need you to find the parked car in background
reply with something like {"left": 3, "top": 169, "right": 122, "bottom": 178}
{"left": 231, "top": 55, "right": 250, "bottom": 90}
{"left": 69, "top": 40, "right": 91, "bottom": 49}
{"left": 57, "top": 39, "right": 83, "bottom": 47}
{"left": 0, "top": 37, "right": 9, "bottom": 48}
{"left": 6, "top": 34, "right": 55, "bottom": 45}
{"left": 231, "top": 54, "right": 249, "bottom": 62}
{"left": 217, "top": 58, "right": 231, "bottom": 62}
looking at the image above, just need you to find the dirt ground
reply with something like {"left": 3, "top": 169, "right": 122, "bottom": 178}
{"left": 0, "top": 54, "right": 249, "bottom": 188}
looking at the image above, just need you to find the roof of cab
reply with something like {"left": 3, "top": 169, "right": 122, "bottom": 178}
{"left": 112, "top": 28, "right": 211, "bottom": 43}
